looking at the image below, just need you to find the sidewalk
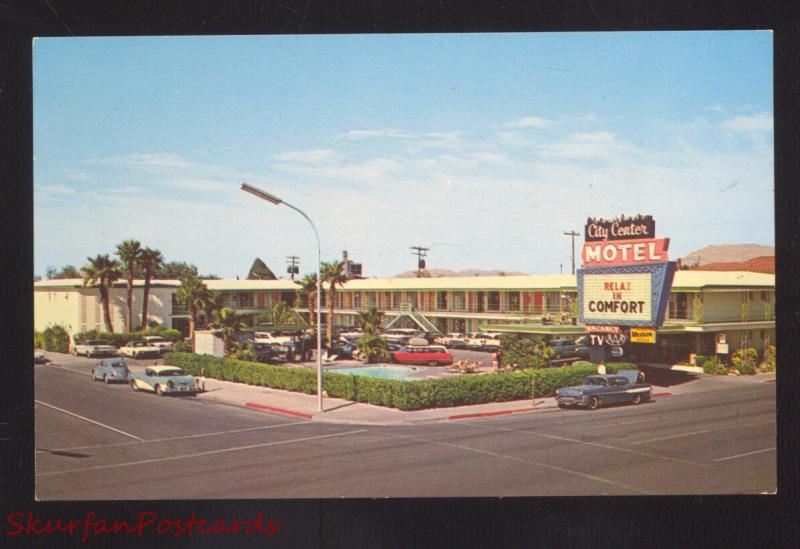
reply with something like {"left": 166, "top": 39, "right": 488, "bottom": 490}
{"left": 197, "top": 376, "right": 556, "bottom": 425}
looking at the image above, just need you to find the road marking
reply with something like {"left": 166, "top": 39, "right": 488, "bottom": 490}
{"left": 713, "top": 447, "right": 776, "bottom": 462}
{"left": 35, "top": 400, "right": 143, "bottom": 441}
{"left": 630, "top": 419, "right": 774, "bottom": 446}
{"left": 37, "top": 429, "right": 368, "bottom": 476}
{"left": 37, "top": 421, "right": 306, "bottom": 453}
{"left": 378, "top": 432, "right": 649, "bottom": 495}
{"left": 461, "top": 423, "right": 709, "bottom": 468}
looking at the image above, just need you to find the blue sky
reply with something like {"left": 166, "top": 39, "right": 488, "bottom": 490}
{"left": 33, "top": 31, "right": 774, "bottom": 279}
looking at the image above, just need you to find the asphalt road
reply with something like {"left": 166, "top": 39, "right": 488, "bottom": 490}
{"left": 35, "top": 356, "right": 776, "bottom": 499}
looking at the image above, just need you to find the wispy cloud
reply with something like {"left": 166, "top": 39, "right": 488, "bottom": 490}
{"left": 535, "top": 131, "right": 631, "bottom": 159}
{"left": 39, "top": 183, "right": 78, "bottom": 195}
{"left": 722, "top": 112, "right": 773, "bottom": 131}
{"left": 274, "top": 148, "right": 341, "bottom": 163}
{"left": 504, "top": 116, "right": 556, "bottom": 129}
{"left": 343, "top": 129, "right": 417, "bottom": 140}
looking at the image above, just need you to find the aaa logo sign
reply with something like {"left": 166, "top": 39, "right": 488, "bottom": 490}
{"left": 582, "top": 273, "right": 651, "bottom": 322}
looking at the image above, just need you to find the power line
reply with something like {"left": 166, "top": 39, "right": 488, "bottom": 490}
{"left": 563, "top": 230, "right": 579, "bottom": 275}
{"left": 410, "top": 246, "right": 429, "bottom": 278}
{"left": 286, "top": 255, "right": 300, "bottom": 280}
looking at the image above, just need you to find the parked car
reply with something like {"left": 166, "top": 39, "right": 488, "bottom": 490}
{"left": 141, "top": 335, "right": 174, "bottom": 354}
{"left": 465, "top": 332, "right": 502, "bottom": 352}
{"left": 92, "top": 358, "right": 130, "bottom": 384}
{"left": 548, "top": 338, "right": 591, "bottom": 360}
{"left": 129, "top": 366, "right": 199, "bottom": 396}
{"left": 118, "top": 339, "right": 161, "bottom": 359}
{"left": 72, "top": 339, "right": 118, "bottom": 357}
{"left": 555, "top": 370, "right": 652, "bottom": 410}
{"left": 34, "top": 351, "right": 49, "bottom": 364}
{"left": 253, "top": 331, "right": 293, "bottom": 346}
{"left": 435, "top": 332, "right": 467, "bottom": 349}
{"left": 392, "top": 345, "right": 454, "bottom": 366}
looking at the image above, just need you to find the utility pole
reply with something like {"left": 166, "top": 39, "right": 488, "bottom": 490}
{"left": 563, "top": 230, "right": 579, "bottom": 275}
{"left": 410, "top": 246, "right": 429, "bottom": 278}
{"left": 286, "top": 255, "right": 299, "bottom": 280}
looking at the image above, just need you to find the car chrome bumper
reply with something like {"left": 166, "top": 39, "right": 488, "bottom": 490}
{"left": 556, "top": 396, "right": 587, "bottom": 406}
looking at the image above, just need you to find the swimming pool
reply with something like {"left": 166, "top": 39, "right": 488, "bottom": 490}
{"left": 330, "top": 364, "right": 423, "bottom": 381}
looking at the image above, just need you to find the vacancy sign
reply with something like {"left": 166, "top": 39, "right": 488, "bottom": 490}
{"left": 581, "top": 273, "right": 652, "bottom": 322}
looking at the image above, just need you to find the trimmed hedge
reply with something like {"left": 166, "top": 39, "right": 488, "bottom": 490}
{"left": 73, "top": 326, "right": 182, "bottom": 347}
{"left": 40, "top": 325, "right": 70, "bottom": 353}
{"left": 164, "top": 352, "right": 638, "bottom": 411}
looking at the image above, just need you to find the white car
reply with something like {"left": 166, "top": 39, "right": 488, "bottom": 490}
{"left": 118, "top": 339, "right": 161, "bottom": 359}
{"left": 142, "top": 335, "right": 174, "bottom": 354}
{"left": 465, "top": 332, "right": 502, "bottom": 351}
{"left": 73, "top": 339, "right": 118, "bottom": 357}
{"left": 253, "top": 332, "right": 293, "bottom": 345}
{"left": 435, "top": 332, "right": 467, "bottom": 348}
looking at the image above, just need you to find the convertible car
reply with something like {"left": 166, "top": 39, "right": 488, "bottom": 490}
{"left": 92, "top": 358, "right": 130, "bottom": 384}
{"left": 130, "top": 366, "right": 199, "bottom": 396}
{"left": 555, "top": 370, "right": 652, "bottom": 410}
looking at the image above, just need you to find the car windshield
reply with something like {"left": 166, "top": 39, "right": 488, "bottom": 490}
{"left": 86, "top": 340, "right": 108, "bottom": 345}
{"left": 146, "top": 337, "right": 166, "bottom": 342}
{"left": 110, "top": 362, "right": 127, "bottom": 369}
{"left": 584, "top": 376, "right": 608, "bottom": 386}
{"left": 159, "top": 369, "right": 186, "bottom": 376}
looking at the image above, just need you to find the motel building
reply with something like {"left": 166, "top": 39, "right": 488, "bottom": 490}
{"left": 34, "top": 270, "right": 775, "bottom": 364}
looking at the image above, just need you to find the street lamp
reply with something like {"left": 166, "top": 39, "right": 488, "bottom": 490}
{"left": 241, "top": 182, "right": 324, "bottom": 412}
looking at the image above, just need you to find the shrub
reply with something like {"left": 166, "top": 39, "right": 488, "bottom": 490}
{"left": 171, "top": 340, "right": 192, "bottom": 353}
{"left": 762, "top": 345, "right": 776, "bottom": 372}
{"left": 163, "top": 353, "right": 640, "bottom": 411}
{"left": 702, "top": 356, "right": 727, "bottom": 375}
{"left": 732, "top": 347, "right": 758, "bottom": 375}
{"left": 693, "top": 355, "right": 707, "bottom": 368}
{"left": 356, "top": 333, "right": 390, "bottom": 363}
{"left": 499, "top": 333, "right": 551, "bottom": 369}
{"left": 73, "top": 327, "right": 184, "bottom": 348}
{"left": 42, "top": 324, "right": 70, "bottom": 353}
{"left": 34, "top": 331, "right": 46, "bottom": 350}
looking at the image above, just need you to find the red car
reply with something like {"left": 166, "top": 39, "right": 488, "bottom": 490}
{"left": 392, "top": 345, "right": 454, "bottom": 366}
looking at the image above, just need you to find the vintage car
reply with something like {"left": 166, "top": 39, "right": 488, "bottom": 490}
{"left": 435, "top": 333, "right": 468, "bottom": 349}
{"left": 129, "top": 365, "right": 199, "bottom": 396}
{"left": 34, "top": 351, "right": 49, "bottom": 364}
{"left": 141, "top": 335, "right": 174, "bottom": 354}
{"left": 118, "top": 339, "right": 162, "bottom": 359}
{"left": 465, "top": 332, "right": 502, "bottom": 352}
{"left": 555, "top": 370, "right": 652, "bottom": 410}
{"left": 548, "top": 338, "right": 591, "bottom": 360}
{"left": 392, "top": 345, "right": 454, "bottom": 366}
{"left": 92, "top": 358, "right": 130, "bottom": 383}
{"left": 72, "top": 339, "right": 118, "bottom": 357}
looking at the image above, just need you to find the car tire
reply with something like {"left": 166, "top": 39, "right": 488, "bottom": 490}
{"left": 156, "top": 385, "right": 164, "bottom": 396}
{"left": 130, "top": 380, "right": 139, "bottom": 391}
{"left": 428, "top": 360, "right": 438, "bottom": 367}
{"left": 104, "top": 374, "right": 109, "bottom": 384}
{"left": 632, "top": 393, "right": 642, "bottom": 405}
{"left": 91, "top": 370, "right": 98, "bottom": 381}
{"left": 587, "top": 396, "right": 600, "bottom": 410}
{"left": 558, "top": 402, "right": 567, "bottom": 409}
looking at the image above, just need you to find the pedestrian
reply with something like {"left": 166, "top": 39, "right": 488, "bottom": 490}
{"left": 197, "top": 367, "right": 206, "bottom": 392}
{"left": 597, "top": 362, "right": 606, "bottom": 375}
{"left": 491, "top": 351, "right": 499, "bottom": 370}
{"left": 496, "top": 349, "right": 503, "bottom": 369}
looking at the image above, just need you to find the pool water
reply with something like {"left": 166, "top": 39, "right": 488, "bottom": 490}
{"left": 330, "top": 364, "right": 422, "bottom": 381}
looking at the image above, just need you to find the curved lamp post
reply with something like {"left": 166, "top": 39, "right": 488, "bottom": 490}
{"left": 241, "top": 182, "right": 323, "bottom": 412}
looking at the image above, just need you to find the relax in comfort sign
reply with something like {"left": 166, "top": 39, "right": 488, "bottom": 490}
{"left": 582, "top": 273, "right": 652, "bottom": 321}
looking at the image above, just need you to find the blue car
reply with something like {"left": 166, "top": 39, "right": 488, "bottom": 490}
{"left": 130, "top": 366, "right": 199, "bottom": 396}
{"left": 555, "top": 370, "right": 652, "bottom": 410}
{"left": 92, "top": 358, "right": 130, "bottom": 384}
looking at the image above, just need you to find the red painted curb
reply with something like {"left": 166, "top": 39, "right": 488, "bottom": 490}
{"left": 49, "top": 363, "right": 61, "bottom": 368}
{"left": 449, "top": 406, "right": 539, "bottom": 420}
{"left": 765, "top": 379, "right": 776, "bottom": 384}
{"left": 651, "top": 392, "right": 672, "bottom": 398}
{"left": 245, "top": 402, "right": 313, "bottom": 420}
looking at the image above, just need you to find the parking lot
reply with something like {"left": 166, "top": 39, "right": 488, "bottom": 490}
{"left": 34, "top": 351, "right": 776, "bottom": 499}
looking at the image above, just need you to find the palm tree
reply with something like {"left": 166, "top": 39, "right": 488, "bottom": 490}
{"left": 295, "top": 273, "right": 318, "bottom": 326}
{"left": 356, "top": 306, "right": 384, "bottom": 336}
{"left": 176, "top": 274, "right": 210, "bottom": 348}
{"left": 116, "top": 239, "right": 142, "bottom": 331}
{"left": 209, "top": 307, "right": 245, "bottom": 355}
{"left": 139, "top": 247, "right": 163, "bottom": 330}
{"left": 258, "top": 301, "right": 298, "bottom": 328}
{"left": 203, "top": 290, "right": 224, "bottom": 329}
{"left": 82, "top": 254, "right": 121, "bottom": 333}
{"left": 321, "top": 260, "right": 348, "bottom": 347}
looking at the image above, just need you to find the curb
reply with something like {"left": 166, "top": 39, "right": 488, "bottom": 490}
{"left": 245, "top": 402, "right": 313, "bottom": 420}
{"left": 449, "top": 405, "right": 541, "bottom": 420}
{"left": 651, "top": 392, "right": 672, "bottom": 398}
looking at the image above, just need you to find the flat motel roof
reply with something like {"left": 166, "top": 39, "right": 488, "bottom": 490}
{"left": 34, "top": 271, "right": 774, "bottom": 292}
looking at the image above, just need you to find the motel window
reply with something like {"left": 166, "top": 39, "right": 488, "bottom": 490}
{"left": 487, "top": 292, "right": 500, "bottom": 311}
{"left": 761, "top": 291, "right": 770, "bottom": 303}
{"left": 367, "top": 292, "right": 377, "bottom": 307}
{"left": 507, "top": 292, "right": 521, "bottom": 311}
{"left": 353, "top": 293, "right": 362, "bottom": 308}
{"left": 436, "top": 291, "right": 448, "bottom": 310}
{"left": 452, "top": 291, "right": 465, "bottom": 311}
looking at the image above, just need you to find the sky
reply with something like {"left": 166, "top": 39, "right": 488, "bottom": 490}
{"left": 33, "top": 31, "right": 774, "bottom": 279}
